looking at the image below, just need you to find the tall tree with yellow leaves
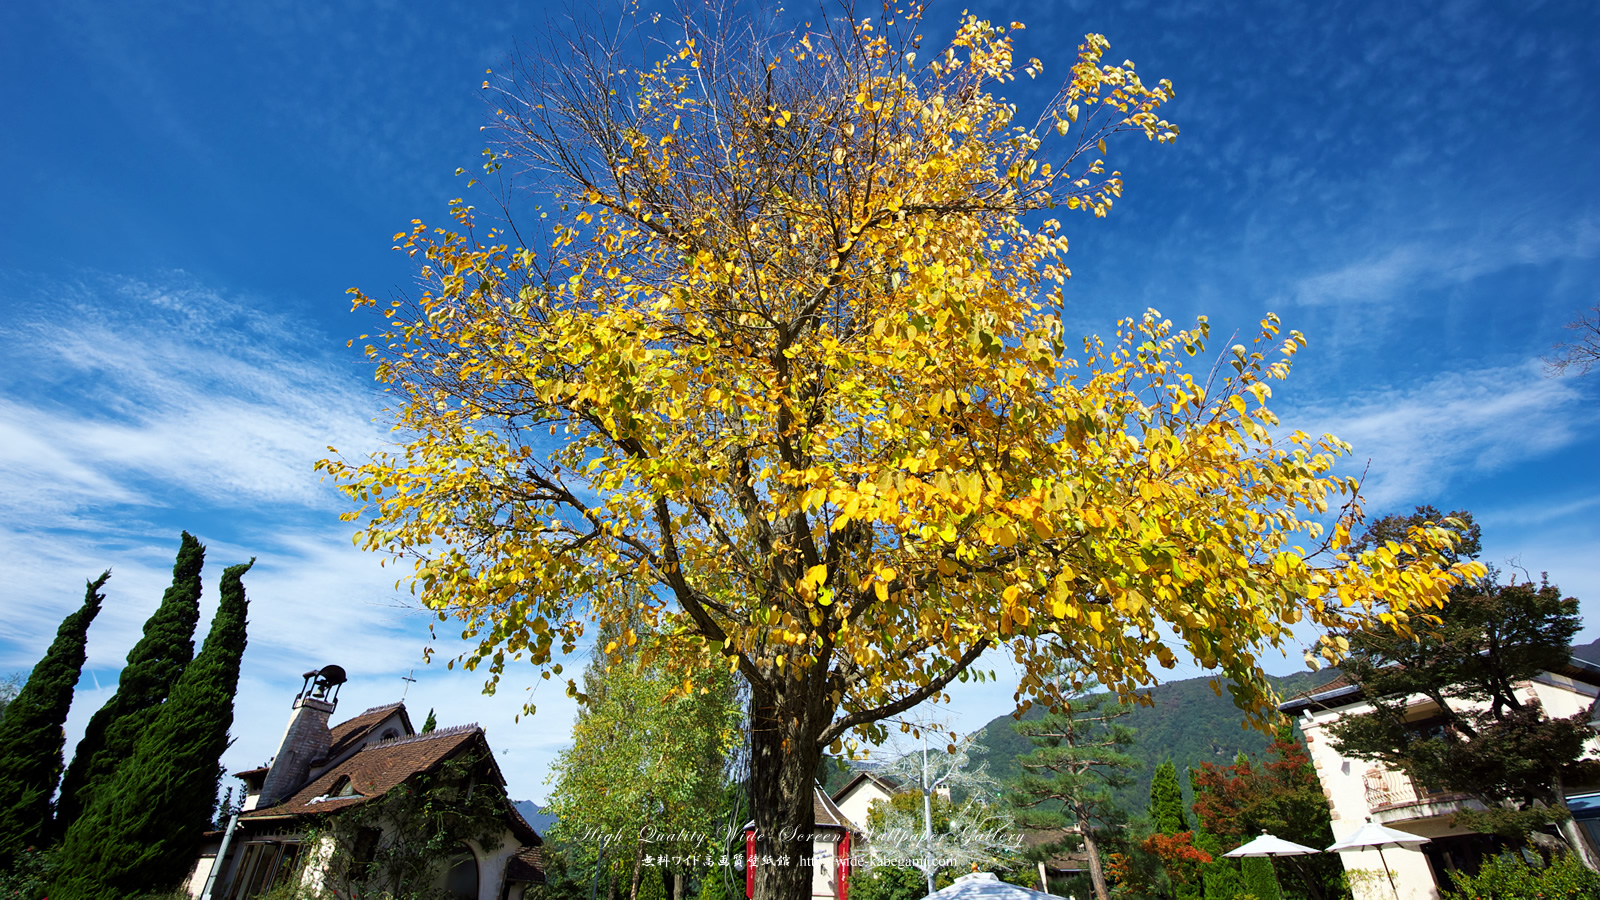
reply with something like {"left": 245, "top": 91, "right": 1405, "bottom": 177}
{"left": 320, "top": 7, "right": 1478, "bottom": 900}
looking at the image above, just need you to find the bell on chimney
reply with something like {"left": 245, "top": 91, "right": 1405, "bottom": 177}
{"left": 295, "top": 665, "right": 348, "bottom": 707}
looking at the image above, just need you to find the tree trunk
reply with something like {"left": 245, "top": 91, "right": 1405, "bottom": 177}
{"left": 748, "top": 677, "right": 827, "bottom": 900}
{"left": 1074, "top": 806, "right": 1108, "bottom": 900}
{"left": 629, "top": 833, "right": 647, "bottom": 900}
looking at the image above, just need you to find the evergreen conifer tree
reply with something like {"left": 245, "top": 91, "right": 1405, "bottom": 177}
{"left": 1005, "top": 681, "right": 1138, "bottom": 900}
{"left": 55, "top": 533, "right": 204, "bottom": 835}
{"left": 423, "top": 708, "right": 437, "bottom": 733}
{"left": 0, "top": 573, "right": 109, "bottom": 864}
{"left": 52, "top": 560, "right": 252, "bottom": 900}
{"left": 1149, "top": 761, "right": 1189, "bottom": 836}
{"left": 1239, "top": 856, "right": 1282, "bottom": 900}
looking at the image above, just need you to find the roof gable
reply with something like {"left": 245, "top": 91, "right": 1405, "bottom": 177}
{"left": 243, "top": 725, "right": 482, "bottom": 819}
{"left": 812, "top": 786, "right": 857, "bottom": 830}
{"left": 326, "top": 702, "right": 413, "bottom": 759}
{"left": 831, "top": 771, "right": 902, "bottom": 805}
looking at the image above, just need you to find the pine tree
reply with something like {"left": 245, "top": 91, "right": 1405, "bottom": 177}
{"left": 52, "top": 560, "right": 253, "bottom": 900}
{"left": 422, "top": 708, "right": 437, "bottom": 733}
{"left": 1149, "top": 761, "right": 1189, "bottom": 836}
{"left": 0, "top": 573, "right": 109, "bottom": 864}
{"left": 1005, "top": 683, "right": 1139, "bottom": 900}
{"left": 55, "top": 533, "right": 204, "bottom": 835}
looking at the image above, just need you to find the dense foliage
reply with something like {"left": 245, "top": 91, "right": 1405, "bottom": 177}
{"left": 849, "top": 864, "right": 927, "bottom": 900}
{"left": 0, "top": 573, "right": 107, "bottom": 864}
{"left": 52, "top": 561, "right": 252, "bottom": 900}
{"left": 1006, "top": 689, "right": 1137, "bottom": 900}
{"left": 545, "top": 609, "right": 740, "bottom": 900}
{"left": 319, "top": 749, "right": 513, "bottom": 898}
{"left": 1239, "top": 856, "right": 1282, "bottom": 900}
{"left": 1441, "top": 853, "right": 1600, "bottom": 900}
{"left": 976, "top": 670, "right": 1331, "bottom": 809}
{"left": 1190, "top": 730, "right": 1343, "bottom": 900}
{"left": 55, "top": 533, "right": 204, "bottom": 837}
{"left": 1150, "top": 762, "right": 1189, "bottom": 836}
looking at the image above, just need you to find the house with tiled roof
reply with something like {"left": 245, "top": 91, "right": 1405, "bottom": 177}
{"left": 183, "top": 666, "right": 543, "bottom": 900}
{"left": 1280, "top": 642, "right": 1600, "bottom": 900}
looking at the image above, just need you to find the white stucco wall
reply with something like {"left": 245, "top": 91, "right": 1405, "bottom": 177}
{"left": 471, "top": 828, "right": 528, "bottom": 900}
{"left": 833, "top": 781, "right": 889, "bottom": 836}
{"left": 1295, "top": 674, "right": 1600, "bottom": 900}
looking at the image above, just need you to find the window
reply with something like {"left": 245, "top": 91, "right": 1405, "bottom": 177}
{"left": 442, "top": 845, "right": 479, "bottom": 900}
{"left": 225, "top": 842, "right": 303, "bottom": 900}
{"left": 331, "top": 775, "right": 360, "bottom": 797}
{"left": 349, "top": 826, "right": 382, "bottom": 882}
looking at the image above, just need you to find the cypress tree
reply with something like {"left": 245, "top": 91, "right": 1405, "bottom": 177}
{"left": 55, "top": 532, "right": 204, "bottom": 835}
{"left": 0, "top": 572, "right": 109, "bottom": 864}
{"left": 1149, "top": 760, "right": 1189, "bottom": 835}
{"left": 53, "top": 560, "right": 253, "bottom": 900}
{"left": 422, "top": 708, "right": 438, "bottom": 733}
{"left": 1239, "top": 856, "right": 1282, "bottom": 900}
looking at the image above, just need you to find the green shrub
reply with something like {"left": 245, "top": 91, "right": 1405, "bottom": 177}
{"left": 1441, "top": 853, "right": 1600, "bottom": 899}
{"left": 0, "top": 848, "right": 55, "bottom": 900}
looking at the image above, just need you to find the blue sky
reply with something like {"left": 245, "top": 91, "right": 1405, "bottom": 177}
{"left": 2, "top": 0, "right": 1596, "bottom": 804}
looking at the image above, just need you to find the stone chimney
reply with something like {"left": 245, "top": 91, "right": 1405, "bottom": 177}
{"left": 258, "top": 665, "right": 346, "bottom": 807}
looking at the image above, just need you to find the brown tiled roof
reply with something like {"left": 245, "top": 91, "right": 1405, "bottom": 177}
{"left": 812, "top": 786, "right": 855, "bottom": 830}
{"left": 242, "top": 725, "right": 480, "bottom": 819}
{"left": 1283, "top": 673, "right": 1352, "bottom": 703}
{"left": 1018, "top": 829, "right": 1091, "bottom": 872}
{"left": 324, "top": 702, "right": 411, "bottom": 762}
{"left": 505, "top": 846, "right": 546, "bottom": 883}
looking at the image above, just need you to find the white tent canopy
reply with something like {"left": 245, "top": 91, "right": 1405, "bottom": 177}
{"left": 923, "top": 872, "right": 1054, "bottom": 900}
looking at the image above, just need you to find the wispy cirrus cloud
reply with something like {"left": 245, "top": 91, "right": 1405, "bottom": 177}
{"left": 1289, "top": 217, "right": 1600, "bottom": 308}
{"left": 0, "top": 269, "right": 577, "bottom": 802}
{"left": 1287, "top": 359, "right": 1593, "bottom": 511}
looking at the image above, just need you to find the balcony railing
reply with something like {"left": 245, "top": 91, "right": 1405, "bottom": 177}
{"left": 1363, "top": 769, "right": 1463, "bottom": 811}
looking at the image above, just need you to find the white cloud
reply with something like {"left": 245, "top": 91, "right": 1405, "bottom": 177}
{"left": 1292, "top": 217, "right": 1600, "bottom": 307}
{"left": 0, "top": 270, "right": 578, "bottom": 802}
{"left": 1287, "top": 359, "right": 1592, "bottom": 509}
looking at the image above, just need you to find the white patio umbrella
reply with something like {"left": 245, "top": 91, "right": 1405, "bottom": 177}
{"left": 922, "top": 871, "right": 1056, "bottom": 900}
{"left": 1326, "top": 819, "right": 1430, "bottom": 900}
{"left": 1222, "top": 831, "right": 1320, "bottom": 898}
{"left": 1223, "top": 832, "right": 1322, "bottom": 858}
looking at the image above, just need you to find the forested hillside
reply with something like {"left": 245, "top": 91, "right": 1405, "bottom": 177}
{"left": 971, "top": 670, "right": 1333, "bottom": 809}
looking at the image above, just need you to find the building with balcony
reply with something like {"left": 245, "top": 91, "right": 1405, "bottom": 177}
{"left": 1280, "top": 641, "right": 1600, "bottom": 900}
{"left": 1282, "top": 642, "right": 1600, "bottom": 899}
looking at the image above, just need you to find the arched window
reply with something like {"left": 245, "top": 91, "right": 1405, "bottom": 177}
{"left": 442, "top": 845, "right": 478, "bottom": 900}
{"left": 380, "top": 727, "right": 401, "bottom": 741}
{"left": 330, "top": 775, "right": 359, "bottom": 797}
